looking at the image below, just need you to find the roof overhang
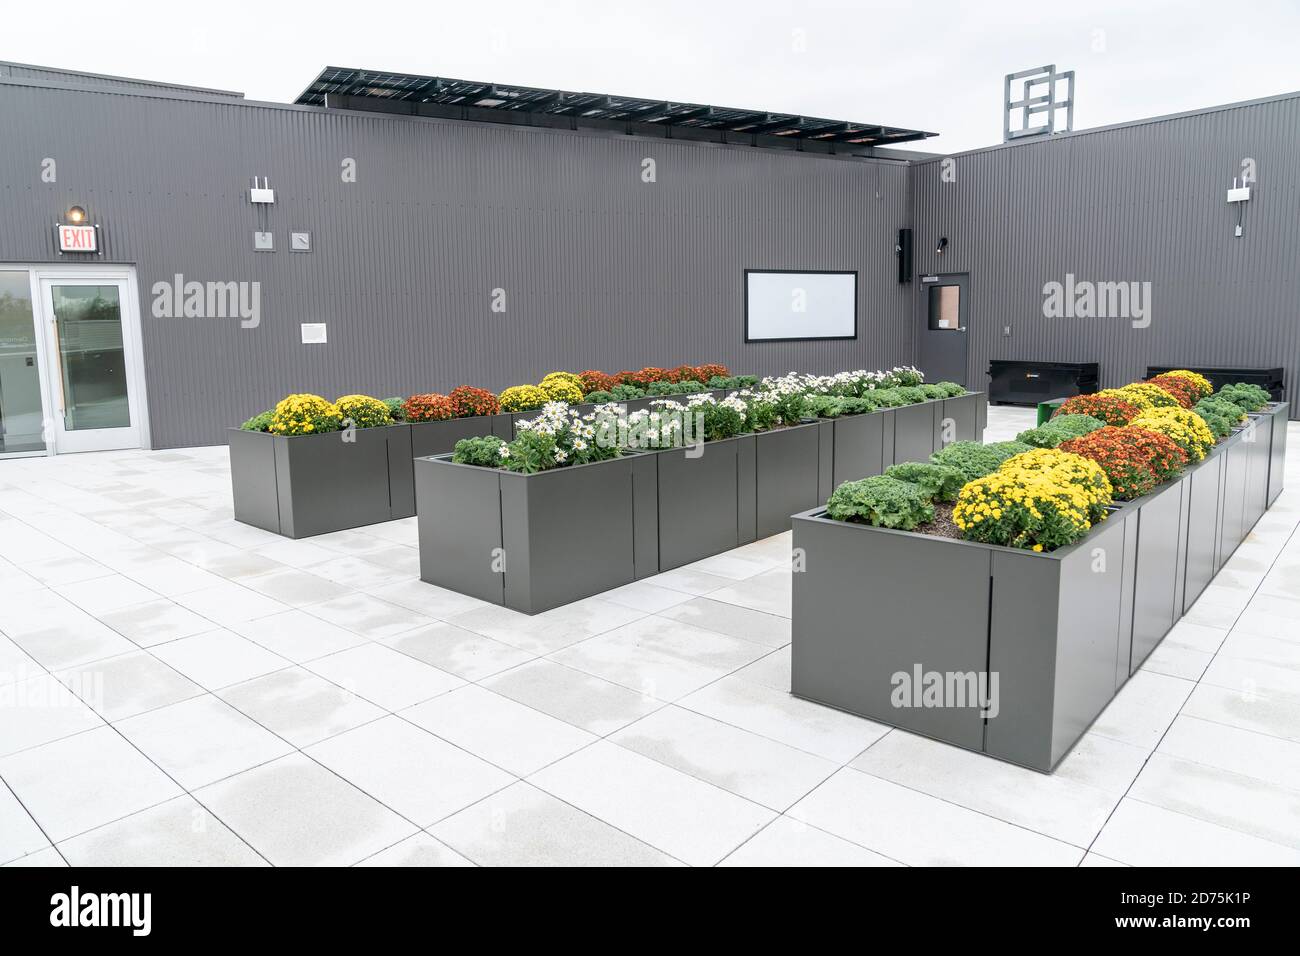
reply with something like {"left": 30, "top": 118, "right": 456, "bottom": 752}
{"left": 294, "top": 67, "right": 936, "bottom": 153}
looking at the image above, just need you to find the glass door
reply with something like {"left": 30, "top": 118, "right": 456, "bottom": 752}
{"left": 0, "top": 271, "right": 48, "bottom": 457}
{"left": 37, "top": 275, "right": 144, "bottom": 453}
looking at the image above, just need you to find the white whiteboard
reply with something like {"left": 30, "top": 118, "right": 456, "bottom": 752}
{"left": 745, "top": 271, "right": 857, "bottom": 341}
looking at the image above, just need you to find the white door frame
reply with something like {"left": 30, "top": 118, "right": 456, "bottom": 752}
{"left": 25, "top": 264, "right": 151, "bottom": 454}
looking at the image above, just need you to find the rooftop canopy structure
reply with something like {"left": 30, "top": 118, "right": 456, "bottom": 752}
{"left": 295, "top": 66, "right": 936, "bottom": 154}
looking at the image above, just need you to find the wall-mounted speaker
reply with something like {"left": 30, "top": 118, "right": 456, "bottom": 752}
{"left": 896, "top": 228, "right": 913, "bottom": 284}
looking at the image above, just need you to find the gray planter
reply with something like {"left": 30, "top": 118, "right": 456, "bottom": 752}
{"left": 1121, "top": 475, "right": 1190, "bottom": 673}
{"left": 652, "top": 434, "right": 758, "bottom": 571}
{"left": 884, "top": 401, "right": 937, "bottom": 469}
{"left": 1241, "top": 409, "right": 1274, "bottom": 532}
{"left": 415, "top": 453, "right": 654, "bottom": 614}
{"left": 935, "top": 392, "right": 985, "bottom": 449}
{"left": 1265, "top": 402, "right": 1290, "bottom": 506}
{"left": 229, "top": 424, "right": 413, "bottom": 539}
{"left": 791, "top": 507, "right": 1132, "bottom": 772}
{"left": 829, "top": 411, "right": 886, "bottom": 486}
{"left": 408, "top": 415, "right": 513, "bottom": 458}
{"left": 824, "top": 393, "right": 983, "bottom": 487}
{"left": 790, "top": 417, "right": 1285, "bottom": 772}
{"left": 754, "top": 421, "right": 830, "bottom": 539}
{"left": 1182, "top": 438, "right": 1228, "bottom": 613}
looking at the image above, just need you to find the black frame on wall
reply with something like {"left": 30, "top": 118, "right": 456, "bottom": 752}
{"left": 743, "top": 269, "right": 859, "bottom": 343}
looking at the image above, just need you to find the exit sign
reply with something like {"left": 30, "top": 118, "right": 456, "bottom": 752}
{"left": 58, "top": 223, "right": 97, "bottom": 252}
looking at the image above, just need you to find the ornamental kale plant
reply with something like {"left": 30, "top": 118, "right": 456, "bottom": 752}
{"left": 884, "top": 462, "right": 967, "bottom": 503}
{"left": 1215, "top": 382, "right": 1270, "bottom": 412}
{"left": 646, "top": 380, "right": 706, "bottom": 396}
{"left": 931, "top": 440, "right": 1033, "bottom": 481}
{"left": 826, "top": 475, "right": 935, "bottom": 530}
{"left": 240, "top": 409, "right": 274, "bottom": 431}
{"left": 451, "top": 435, "right": 508, "bottom": 467}
{"left": 707, "top": 375, "right": 759, "bottom": 390}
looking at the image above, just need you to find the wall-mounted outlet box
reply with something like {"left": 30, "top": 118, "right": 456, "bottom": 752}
{"left": 254, "top": 231, "right": 274, "bottom": 251}
{"left": 300, "top": 323, "right": 327, "bottom": 344}
{"left": 1003, "top": 325, "right": 1012, "bottom": 336}
{"left": 1226, "top": 185, "right": 1251, "bottom": 203}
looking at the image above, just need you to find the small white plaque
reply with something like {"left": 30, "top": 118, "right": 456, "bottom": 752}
{"left": 300, "top": 323, "right": 327, "bottom": 344}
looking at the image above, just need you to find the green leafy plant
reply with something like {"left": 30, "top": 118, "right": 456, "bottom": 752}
{"left": 1015, "top": 424, "right": 1072, "bottom": 448}
{"left": 935, "top": 381, "right": 966, "bottom": 397}
{"left": 870, "top": 388, "right": 907, "bottom": 408}
{"left": 919, "top": 384, "right": 947, "bottom": 399}
{"left": 895, "top": 386, "right": 928, "bottom": 404}
{"left": 707, "top": 375, "right": 759, "bottom": 390}
{"left": 826, "top": 475, "right": 935, "bottom": 530}
{"left": 931, "top": 440, "right": 1032, "bottom": 481}
{"left": 884, "top": 462, "right": 967, "bottom": 502}
{"left": 1197, "top": 396, "right": 1247, "bottom": 424}
{"left": 451, "top": 435, "right": 508, "bottom": 467}
{"left": 382, "top": 398, "right": 407, "bottom": 422}
{"left": 1015, "top": 415, "right": 1103, "bottom": 449}
{"left": 1215, "top": 382, "right": 1270, "bottom": 412}
{"left": 240, "top": 409, "right": 274, "bottom": 432}
{"left": 646, "top": 380, "right": 705, "bottom": 396}
{"left": 806, "top": 394, "right": 882, "bottom": 418}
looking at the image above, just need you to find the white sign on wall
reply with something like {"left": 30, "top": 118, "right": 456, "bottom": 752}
{"left": 744, "top": 270, "right": 857, "bottom": 341}
{"left": 300, "top": 323, "right": 327, "bottom": 344}
{"left": 57, "top": 224, "right": 97, "bottom": 253}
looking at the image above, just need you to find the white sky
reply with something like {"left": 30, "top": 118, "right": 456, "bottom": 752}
{"left": 5, "top": 0, "right": 1299, "bottom": 154}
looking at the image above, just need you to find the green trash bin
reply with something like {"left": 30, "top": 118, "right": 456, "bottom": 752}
{"left": 1036, "top": 397, "right": 1069, "bottom": 425}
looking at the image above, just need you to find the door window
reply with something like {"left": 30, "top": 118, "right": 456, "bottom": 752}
{"left": 50, "top": 284, "right": 131, "bottom": 431}
{"left": 0, "top": 272, "right": 46, "bottom": 454}
{"left": 928, "top": 285, "right": 961, "bottom": 330}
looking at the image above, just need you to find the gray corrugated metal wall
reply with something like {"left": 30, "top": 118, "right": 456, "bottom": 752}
{"left": 910, "top": 94, "right": 1300, "bottom": 415}
{"left": 0, "top": 82, "right": 911, "bottom": 448}
{"left": 0, "top": 62, "right": 243, "bottom": 98}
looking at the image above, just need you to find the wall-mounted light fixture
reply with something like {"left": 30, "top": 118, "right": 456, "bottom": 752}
{"left": 1226, "top": 176, "right": 1250, "bottom": 237}
{"left": 66, "top": 205, "right": 87, "bottom": 224}
{"left": 935, "top": 236, "right": 949, "bottom": 255}
{"left": 250, "top": 177, "right": 275, "bottom": 204}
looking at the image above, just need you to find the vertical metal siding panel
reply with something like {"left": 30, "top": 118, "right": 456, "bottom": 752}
{"left": 0, "top": 84, "right": 914, "bottom": 447}
{"left": 909, "top": 96, "right": 1300, "bottom": 413}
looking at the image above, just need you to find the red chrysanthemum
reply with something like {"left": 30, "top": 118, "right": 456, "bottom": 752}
{"left": 447, "top": 385, "right": 499, "bottom": 417}
{"left": 1053, "top": 393, "right": 1141, "bottom": 426}
{"left": 1147, "top": 374, "right": 1198, "bottom": 409}
{"left": 403, "top": 393, "right": 456, "bottom": 422}
{"left": 1058, "top": 425, "right": 1189, "bottom": 499}
{"left": 578, "top": 370, "right": 617, "bottom": 394}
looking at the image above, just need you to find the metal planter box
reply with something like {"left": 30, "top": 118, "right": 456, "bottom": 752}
{"left": 1264, "top": 402, "right": 1290, "bottom": 506}
{"left": 229, "top": 425, "right": 414, "bottom": 539}
{"left": 791, "top": 418, "right": 1281, "bottom": 772}
{"left": 754, "top": 421, "right": 832, "bottom": 539}
{"left": 408, "top": 414, "right": 514, "bottom": 457}
{"left": 791, "top": 508, "right": 1134, "bottom": 772}
{"left": 652, "top": 434, "right": 758, "bottom": 571}
{"left": 415, "top": 453, "right": 653, "bottom": 614}
{"left": 826, "top": 392, "right": 984, "bottom": 487}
